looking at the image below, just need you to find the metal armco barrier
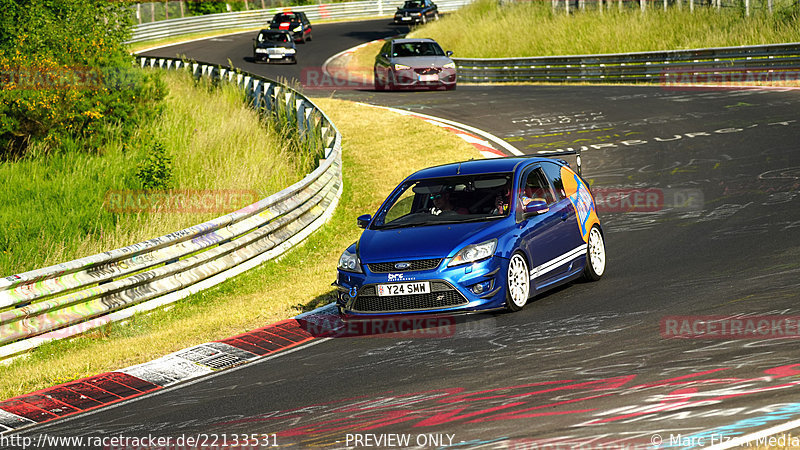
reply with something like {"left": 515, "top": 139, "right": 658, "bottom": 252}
{"left": 127, "top": 0, "right": 474, "bottom": 44}
{"left": 0, "top": 57, "right": 343, "bottom": 360}
{"left": 454, "top": 42, "right": 800, "bottom": 83}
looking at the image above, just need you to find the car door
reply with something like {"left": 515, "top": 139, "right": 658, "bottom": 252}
{"left": 537, "top": 161, "right": 587, "bottom": 285}
{"left": 375, "top": 41, "right": 392, "bottom": 81}
{"left": 516, "top": 165, "right": 579, "bottom": 289}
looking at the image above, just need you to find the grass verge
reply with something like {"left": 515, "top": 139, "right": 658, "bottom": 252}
{"left": 0, "top": 98, "right": 481, "bottom": 400}
{"left": 0, "top": 70, "right": 312, "bottom": 275}
{"left": 410, "top": 0, "right": 800, "bottom": 57}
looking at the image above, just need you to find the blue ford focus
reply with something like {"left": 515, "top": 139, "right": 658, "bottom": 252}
{"left": 334, "top": 154, "right": 606, "bottom": 316}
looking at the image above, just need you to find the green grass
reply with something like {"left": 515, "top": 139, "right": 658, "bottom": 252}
{"left": 410, "top": 0, "right": 800, "bottom": 58}
{"left": 0, "top": 70, "right": 312, "bottom": 276}
{"left": 0, "top": 97, "right": 481, "bottom": 400}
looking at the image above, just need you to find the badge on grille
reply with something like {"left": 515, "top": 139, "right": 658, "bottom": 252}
{"left": 395, "top": 262, "right": 411, "bottom": 270}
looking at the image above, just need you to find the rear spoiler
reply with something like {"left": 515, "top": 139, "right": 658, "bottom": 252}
{"left": 533, "top": 149, "right": 582, "bottom": 176}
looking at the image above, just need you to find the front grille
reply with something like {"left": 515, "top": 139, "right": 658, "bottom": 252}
{"left": 414, "top": 68, "right": 441, "bottom": 75}
{"left": 367, "top": 258, "right": 442, "bottom": 273}
{"left": 353, "top": 281, "right": 467, "bottom": 313}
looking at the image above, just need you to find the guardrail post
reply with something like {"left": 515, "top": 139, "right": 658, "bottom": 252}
{"left": 252, "top": 80, "right": 263, "bottom": 109}
{"left": 297, "top": 99, "right": 306, "bottom": 135}
{"left": 263, "top": 83, "right": 274, "bottom": 113}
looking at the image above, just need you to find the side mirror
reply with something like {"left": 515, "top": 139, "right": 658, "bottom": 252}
{"left": 446, "top": 50, "right": 453, "bottom": 57}
{"left": 357, "top": 214, "right": 372, "bottom": 229}
{"left": 381, "top": 53, "right": 389, "bottom": 59}
{"left": 523, "top": 199, "right": 549, "bottom": 216}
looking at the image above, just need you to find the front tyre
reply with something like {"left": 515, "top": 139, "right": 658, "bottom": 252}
{"left": 505, "top": 252, "right": 530, "bottom": 312}
{"left": 583, "top": 225, "right": 606, "bottom": 281}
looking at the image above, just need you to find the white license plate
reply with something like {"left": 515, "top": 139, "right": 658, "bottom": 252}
{"left": 377, "top": 282, "right": 430, "bottom": 297}
{"left": 419, "top": 74, "right": 439, "bottom": 82}
{"left": 401, "top": 16, "right": 412, "bottom": 20}
{"left": 268, "top": 54, "right": 284, "bottom": 59}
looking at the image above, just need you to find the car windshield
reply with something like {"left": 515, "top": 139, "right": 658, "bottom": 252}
{"left": 402, "top": 1, "right": 424, "bottom": 8}
{"left": 271, "top": 14, "right": 297, "bottom": 23}
{"left": 258, "top": 32, "right": 289, "bottom": 43}
{"left": 392, "top": 42, "right": 445, "bottom": 58}
{"left": 372, "top": 173, "right": 513, "bottom": 229}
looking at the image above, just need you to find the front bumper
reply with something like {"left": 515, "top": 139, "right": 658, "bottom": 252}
{"left": 254, "top": 51, "right": 296, "bottom": 63}
{"left": 390, "top": 67, "right": 456, "bottom": 89}
{"left": 394, "top": 15, "right": 424, "bottom": 23}
{"left": 335, "top": 256, "right": 508, "bottom": 317}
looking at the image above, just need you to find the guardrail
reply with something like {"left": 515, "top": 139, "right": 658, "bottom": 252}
{"left": 127, "top": 0, "right": 474, "bottom": 44}
{"left": 0, "top": 57, "right": 343, "bottom": 361}
{"left": 454, "top": 42, "right": 800, "bottom": 83}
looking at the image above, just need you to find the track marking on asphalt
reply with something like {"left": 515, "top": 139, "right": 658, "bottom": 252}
{"left": 2, "top": 338, "right": 332, "bottom": 436}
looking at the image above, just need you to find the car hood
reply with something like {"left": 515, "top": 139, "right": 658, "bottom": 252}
{"left": 358, "top": 220, "right": 506, "bottom": 262}
{"left": 392, "top": 56, "right": 453, "bottom": 68}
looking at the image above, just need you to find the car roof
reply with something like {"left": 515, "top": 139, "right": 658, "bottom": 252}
{"left": 405, "top": 157, "right": 563, "bottom": 181}
{"left": 390, "top": 38, "right": 438, "bottom": 44}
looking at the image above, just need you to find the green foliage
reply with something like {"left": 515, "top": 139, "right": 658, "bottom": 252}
{"left": 0, "top": 0, "right": 166, "bottom": 159}
{"left": 185, "top": 0, "right": 229, "bottom": 15}
{"left": 135, "top": 141, "right": 173, "bottom": 189}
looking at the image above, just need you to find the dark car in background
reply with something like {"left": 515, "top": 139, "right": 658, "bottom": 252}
{"left": 268, "top": 11, "right": 312, "bottom": 43}
{"left": 394, "top": 0, "right": 439, "bottom": 24}
{"left": 374, "top": 38, "right": 456, "bottom": 90}
{"left": 253, "top": 29, "right": 297, "bottom": 64}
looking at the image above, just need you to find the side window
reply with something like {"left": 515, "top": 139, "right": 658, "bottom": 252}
{"left": 519, "top": 168, "right": 555, "bottom": 205}
{"left": 540, "top": 162, "right": 567, "bottom": 201}
{"left": 381, "top": 42, "right": 391, "bottom": 56}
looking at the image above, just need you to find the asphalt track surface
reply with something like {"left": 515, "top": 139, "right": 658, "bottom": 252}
{"left": 17, "top": 18, "right": 800, "bottom": 449}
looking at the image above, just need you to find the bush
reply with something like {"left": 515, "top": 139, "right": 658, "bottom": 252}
{"left": 0, "top": 0, "right": 166, "bottom": 160}
{"left": 135, "top": 141, "right": 173, "bottom": 189}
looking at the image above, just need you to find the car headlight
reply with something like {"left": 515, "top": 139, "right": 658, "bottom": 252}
{"left": 338, "top": 248, "right": 363, "bottom": 273}
{"left": 394, "top": 63, "right": 411, "bottom": 70}
{"left": 285, "top": 48, "right": 296, "bottom": 54}
{"left": 443, "top": 62, "right": 456, "bottom": 69}
{"left": 448, "top": 239, "right": 498, "bottom": 267}
{"left": 255, "top": 48, "right": 268, "bottom": 53}
{"left": 293, "top": 26, "right": 303, "bottom": 32}
{"left": 412, "top": 12, "right": 421, "bottom": 15}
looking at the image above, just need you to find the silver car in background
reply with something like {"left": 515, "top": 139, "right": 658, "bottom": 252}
{"left": 374, "top": 38, "right": 457, "bottom": 91}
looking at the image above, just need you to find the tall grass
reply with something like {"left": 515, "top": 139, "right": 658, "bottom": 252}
{"left": 0, "top": 70, "right": 313, "bottom": 275}
{"left": 410, "top": 0, "right": 800, "bottom": 58}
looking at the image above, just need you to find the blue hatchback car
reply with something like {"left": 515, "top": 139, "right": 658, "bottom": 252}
{"left": 334, "top": 155, "right": 606, "bottom": 316}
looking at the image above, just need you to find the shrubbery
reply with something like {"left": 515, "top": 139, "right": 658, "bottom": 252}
{"left": 0, "top": 0, "right": 166, "bottom": 159}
